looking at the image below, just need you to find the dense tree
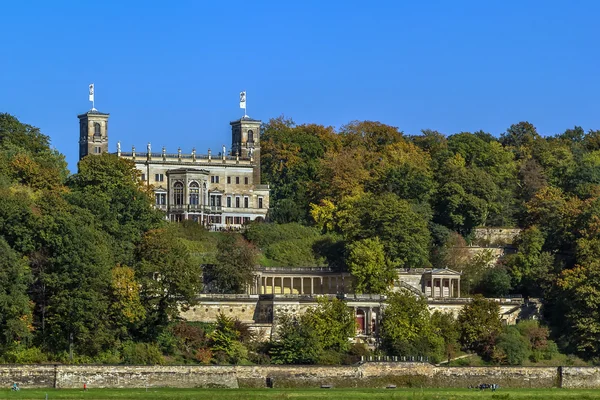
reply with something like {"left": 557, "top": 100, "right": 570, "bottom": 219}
{"left": 346, "top": 237, "right": 395, "bottom": 294}
{"left": 68, "top": 153, "right": 163, "bottom": 265}
{"left": 0, "top": 237, "right": 33, "bottom": 347}
{"left": 337, "top": 192, "right": 431, "bottom": 268}
{"left": 504, "top": 227, "right": 554, "bottom": 296}
{"left": 136, "top": 228, "right": 203, "bottom": 334}
{"left": 303, "top": 297, "right": 355, "bottom": 353}
{"left": 260, "top": 117, "right": 339, "bottom": 223}
{"left": 431, "top": 311, "right": 460, "bottom": 364}
{"left": 380, "top": 291, "right": 443, "bottom": 361}
{"left": 206, "top": 234, "right": 258, "bottom": 293}
{"left": 269, "top": 314, "right": 322, "bottom": 364}
{"left": 457, "top": 296, "right": 502, "bottom": 357}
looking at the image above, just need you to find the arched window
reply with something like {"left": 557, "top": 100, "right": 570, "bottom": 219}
{"left": 248, "top": 130, "right": 254, "bottom": 143}
{"left": 174, "top": 182, "right": 184, "bottom": 205}
{"left": 94, "top": 123, "right": 101, "bottom": 137}
{"left": 189, "top": 181, "right": 199, "bottom": 205}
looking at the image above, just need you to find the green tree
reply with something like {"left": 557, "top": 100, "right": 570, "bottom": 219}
{"left": 457, "top": 295, "right": 502, "bottom": 357}
{"left": 504, "top": 227, "right": 554, "bottom": 296}
{"left": 303, "top": 297, "right": 355, "bottom": 352}
{"left": 477, "top": 267, "right": 512, "bottom": 297}
{"left": 35, "top": 197, "right": 117, "bottom": 356}
{"left": 209, "top": 314, "right": 249, "bottom": 364}
{"left": 338, "top": 192, "right": 431, "bottom": 268}
{"left": 270, "top": 314, "right": 322, "bottom": 364}
{"left": 434, "top": 154, "right": 501, "bottom": 234}
{"left": 207, "top": 234, "right": 258, "bottom": 293}
{"left": 380, "top": 291, "right": 443, "bottom": 361}
{"left": 260, "top": 117, "right": 340, "bottom": 223}
{"left": 0, "top": 237, "right": 33, "bottom": 347}
{"left": 346, "top": 238, "right": 395, "bottom": 294}
{"left": 136, "top": 227, "right": 203, "bottom": 334}
{"left": 68, "top": 153, "right": 163, "bottom": 265}
{"left": 493, "top": 327, "right": 531, "bottom": 365}
{"left": 501, "top": 121, "right": 541, "bottom": 159}
{"left": 431, "top": 311, "right": 460, "bottom": 363}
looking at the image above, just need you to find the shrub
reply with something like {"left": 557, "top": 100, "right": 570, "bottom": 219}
{"left": 195, "top": 347, "right": 212, "bottom": 364}
{"left": 157, "top": 330, "right": 180, "bottom": 356}
{"left": 318, "top": 349, "right": 343, "bottom": 365}
{"left": 477, "top": 267, "right": 512, "bottom": 297}
{"left": 93, "top": 350, "right": 121, "bottom": 364}
{"left": 3, "top": 346, "right": 47, "bottom": 363}
{"left": 494, "top": 328, "right": 531, "bottom": 365}
{"left": 121, "top": 342, "right": 164, "bottom": 365}
{"left": 245, "top": 222, "right": 320, "bottom": 248}
{"left": 265, "top": 238, "right": 326, "bottom": 267}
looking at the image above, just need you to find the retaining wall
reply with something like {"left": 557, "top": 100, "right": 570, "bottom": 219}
{"left": 0, "top": 363, "right": 593, "bottom": 389}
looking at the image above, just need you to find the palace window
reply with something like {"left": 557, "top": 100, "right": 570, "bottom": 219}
{"left": 248, "top": 130, "right": 254, "bottom": 143}
{"left": 94, "top": 146, "right": 101, "bottom": 154}
{"left": 244, "top": 217, "right": 251, "bottom": 224}
{"left": 225, "top": 216, "right": 233, "bottom": 225}
{"left": 173, "top": 182, "right": 184, "bottom": 205}
{"left": 258, "top": 197, "right": 263, "bottom": 209}
{"left": 155, "top": 173, "right": 164, "bottom": 182}
{"left": 155, "top": 193, "right": 166, "bottom": 205}
{"left": 94, "top": 123, "right": 101, "bottom": 138}
{"left": 244, "top": 177, "right": 249, "bottom": 185}
{"left": 244, "top": 196, "right": 249, "bottom": 208}
{"left": 211, "top": 176, "right": 220, "bottom": 184}
{"left": 189, "top": 182, "right": 199, "bottom": 205}
{"left": 227, "top": 196, "right": 232, "bottom": 208}
{"left": 234, "top": 217, "right": 242, "bottom": 224}
{"left": 141, "top": 173, "right": 146, "bottom": 181}
{"left": 235, "top": 176, "right": 240, "bottom": 184}
{"left": 210, "top": 194, "right": 222, "bottom": 206}
{"left": 210, "top": 216, "right": 222, "bottom": 224}
{"left": 235, "top": 196, "right": 240, "bottom": 208}
{"left": 227, "top": 176, "right": 231, "bottom": 184}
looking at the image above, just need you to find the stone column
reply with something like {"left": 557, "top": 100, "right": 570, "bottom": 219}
{"left": 271, "top": 277, "right": 275, "bottom": 295}
{"left": 310, "top": 277, "right": 314, "bottom": 295}
{"left": 300, "top": 277, "right": 304, "bottom": 295}
{"left": 280, "top": 277, "right": 284, "bottom": 294}
{"left": 457, "top": 279, "right": 461, "bottom": 298}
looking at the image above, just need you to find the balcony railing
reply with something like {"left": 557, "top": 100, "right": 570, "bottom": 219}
{"left": 165, "top": 204, "right": 269, "bottom": 214}
{"left": 167, "top": 204, "right": 222, "bottom": 213}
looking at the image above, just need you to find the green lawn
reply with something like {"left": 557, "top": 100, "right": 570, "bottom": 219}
{"left": 2, "top": 388, "right": 600, "bottom": 400}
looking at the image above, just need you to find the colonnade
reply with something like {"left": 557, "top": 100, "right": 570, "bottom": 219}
{"left": 257, "top": 275, "right": 345, "bottom": 295}
{"left": 427, "top": 277, "right": 460, "bottom": 298}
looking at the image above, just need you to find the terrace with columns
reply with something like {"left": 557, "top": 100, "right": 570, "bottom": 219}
{"left": 245, "top": 267, "right": 463, "bottom": 299}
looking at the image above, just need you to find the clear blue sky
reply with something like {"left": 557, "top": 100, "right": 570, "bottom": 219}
{"left": 1, "top": 0, "right": 599, "bottom": 172}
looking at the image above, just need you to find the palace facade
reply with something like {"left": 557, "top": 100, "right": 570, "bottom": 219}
{"left": 77, "top": 109, "right": 270, "bottom": 229}
{"left": 77, "top": 108, "right": 532, "bottom": 345}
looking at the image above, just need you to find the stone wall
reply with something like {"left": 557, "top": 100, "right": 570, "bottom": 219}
{"left": 473, "top": 228, "right": 522, "bottom": 245}
{"left": 1, "top": 363, "right": 596, "bottom": 389}
{"left": 561, "top": 367, "right": 600, "bottom": 388}
{"left": 180, "top": 295, "right": 260, "bottom": 324}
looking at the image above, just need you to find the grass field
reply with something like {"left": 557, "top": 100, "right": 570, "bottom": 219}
{"left": 1, "top": 388, "right": 600, "bottom": 400}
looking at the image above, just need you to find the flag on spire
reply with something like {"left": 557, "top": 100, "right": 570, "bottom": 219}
{"left": 239, "top": 91, "right": 246, "bottom": 109}
{"left": 89, "top": 84, "right": 94, "bottom": 102}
